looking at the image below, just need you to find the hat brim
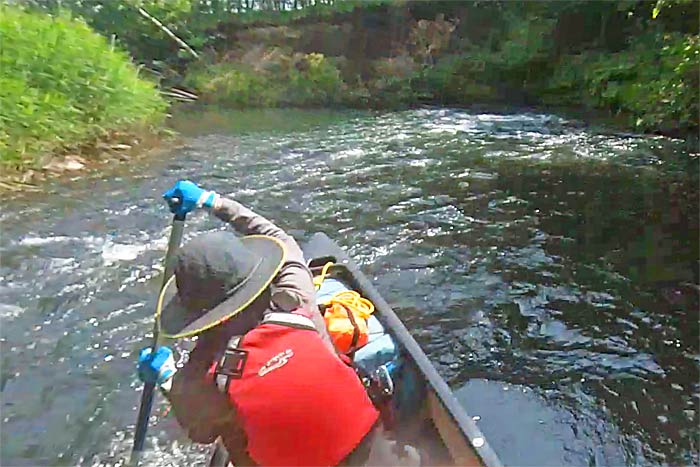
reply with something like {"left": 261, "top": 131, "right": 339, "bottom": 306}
{"left": 156, "top": 235, "right": 286, "bottom": 339}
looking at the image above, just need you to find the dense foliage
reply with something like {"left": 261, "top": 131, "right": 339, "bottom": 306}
{"left": 0, "top": 6, "right": 166, "bottom": 169}
{"left": 9, "top": 0, "right": 700, "bottom": 159}
{"left": 388, "top": 1, "right": 697, "bottom": 134}
{"left": 162, "top": 0, "right": 698, "bottom": 135}
{"left": 545, "top": 33, "right": 699, "bottom": 132}
{"left": 185, "top": 52, "right": 345, "bottom": 107}
{"left": 23, "top": 0, "right": 389, "bottom": 64}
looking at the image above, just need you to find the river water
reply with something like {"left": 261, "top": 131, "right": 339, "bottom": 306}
{"left": 1, "top": 108, "right": 697, "bottom": 467}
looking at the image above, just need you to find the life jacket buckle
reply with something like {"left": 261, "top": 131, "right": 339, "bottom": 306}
{"left": 218, "top": 348, "right": 248, "bottom": 379}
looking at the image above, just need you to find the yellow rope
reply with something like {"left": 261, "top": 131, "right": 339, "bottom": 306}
{"left": 313, "top": 262, "right": 375, "bottom": 319}
{"left": 313, "top": 261, "right": 335, "bottom": 290}
{"left": 327, "top": 290, "right": 375, "bottom": 320}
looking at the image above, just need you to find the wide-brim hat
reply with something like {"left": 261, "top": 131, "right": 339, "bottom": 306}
{"left": 156, "top": 231, "right": 286, "bottom": 339}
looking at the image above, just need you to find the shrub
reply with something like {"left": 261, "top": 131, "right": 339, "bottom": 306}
{"left": 185, "top": 51, "right": 344, "bottom": 107}
{"left": 284, "top": 53, "right": 343, "bottom": 106}
{"left": 185, "top": 62, "right": 281, "bottom": 107}
{"left": 416, "top": 53, "right": 498, "bottom": 104}
{"left": 545, "top": 32, "right": 699, "bottom": 131}
{"left": 0, "top": 6, "right": 166, "bottom": 168}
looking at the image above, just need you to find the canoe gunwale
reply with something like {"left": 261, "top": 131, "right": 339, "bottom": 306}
{"left": 303, "top": 233, "right": 504, "bottom": 467}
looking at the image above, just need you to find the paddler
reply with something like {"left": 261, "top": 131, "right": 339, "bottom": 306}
{"left": 136, "top": 180, "right": 411, "bottom": 466}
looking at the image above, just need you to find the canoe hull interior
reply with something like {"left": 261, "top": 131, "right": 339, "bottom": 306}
{"left": 303, "top": 233, "right": 501, "bottom": 467}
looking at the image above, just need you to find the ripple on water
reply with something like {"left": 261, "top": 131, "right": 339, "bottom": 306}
{"left": 1, "top": 108, "right": 697, "bottom": 467}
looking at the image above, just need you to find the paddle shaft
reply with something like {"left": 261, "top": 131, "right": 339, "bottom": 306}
{"left": 130, "top": 213, "right": 186, "bottom": 466}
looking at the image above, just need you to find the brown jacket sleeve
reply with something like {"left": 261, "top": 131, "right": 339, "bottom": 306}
{"left": 211, "top": 197, "right": 334, "bottom": 351}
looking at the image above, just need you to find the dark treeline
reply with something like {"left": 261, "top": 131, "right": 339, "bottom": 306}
{"left": 31, "top": 0, "right": 345, "bottom": 13}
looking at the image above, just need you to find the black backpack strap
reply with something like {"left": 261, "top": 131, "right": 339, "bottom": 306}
{"left": 340, "top": 353, "right": 396, "bottom": 430}
{"left": 363, "top": 362, "right": 397, "bottom": 430}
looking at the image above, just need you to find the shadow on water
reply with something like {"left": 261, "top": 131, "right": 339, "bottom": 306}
{"left": 1, "top": 108, "right": 697, "bottom": 466}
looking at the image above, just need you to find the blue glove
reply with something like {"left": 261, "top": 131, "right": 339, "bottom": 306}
{"left": 138, "top": 346, "right": 176, "bottom": 389}
{"left": 162, "top": 180, "right": 218, "bottom": 217}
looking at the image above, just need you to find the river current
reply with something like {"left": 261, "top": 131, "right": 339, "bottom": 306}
{"left": 1, "top": 109, "right": 697, "bottom": 466}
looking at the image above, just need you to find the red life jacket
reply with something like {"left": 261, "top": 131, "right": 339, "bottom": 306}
{"left": 212, "top": 312, "right": 379, "bottom": 466}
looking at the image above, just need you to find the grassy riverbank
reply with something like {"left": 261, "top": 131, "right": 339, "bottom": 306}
{"left": 0, "top": 7, "right": 166, "bottom": 178}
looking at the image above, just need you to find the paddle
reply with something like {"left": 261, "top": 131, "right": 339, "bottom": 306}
{"left": 130, "top": 209, "right": 186, "bottom": 466}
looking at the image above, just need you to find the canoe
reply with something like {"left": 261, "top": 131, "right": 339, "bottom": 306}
{"left": 210, "top": 233, "right": 503, "bottom": 467}
{"left": 303, "top": 233, "right": 503, "bottom": 467}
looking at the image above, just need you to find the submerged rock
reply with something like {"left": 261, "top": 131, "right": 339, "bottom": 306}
{"left": 110, "top": 143, "right": 132, "bottom": 151}
{"left": 42, "top": 155, "right": 86, "bottom": 173}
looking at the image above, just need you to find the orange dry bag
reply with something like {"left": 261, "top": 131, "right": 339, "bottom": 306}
{"left": 323, "top": 291, "right": 375, "bottom": 354}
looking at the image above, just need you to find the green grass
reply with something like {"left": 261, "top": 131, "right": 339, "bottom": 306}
{"left": 0, "top": 6, "right": 167, "bottom": 170}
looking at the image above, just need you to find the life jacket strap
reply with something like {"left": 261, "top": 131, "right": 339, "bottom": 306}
{"left": 261, "top": 312, "right": 317, "bottom": 331}
{"left": 214, "top": 313, "right": 317, "bottom": 393}
{"left": 215, "top": 336, "right": 246, "bottom": 393}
